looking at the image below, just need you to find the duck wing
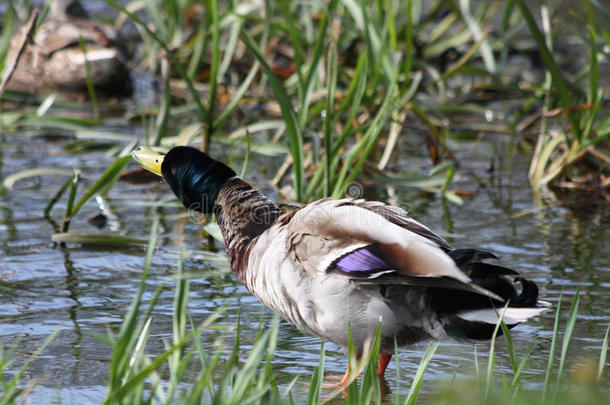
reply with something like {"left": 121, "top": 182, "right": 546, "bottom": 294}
{"left": 351, "top": 199, "right": 453, "bottom": 251}
{"left": 285, "top": 199, "right": 502, "bottom": 300}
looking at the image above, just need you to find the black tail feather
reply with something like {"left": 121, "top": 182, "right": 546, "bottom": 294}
{"left": 430, "top": 249, "right": 542, "bottom": 340}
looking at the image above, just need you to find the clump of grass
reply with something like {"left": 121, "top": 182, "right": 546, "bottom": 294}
{"left": 431, "top": 290, "right": 610, "bottom": 405}
{"left": 102, "top": 219, "right": 290, "bottom": 404}
{"left": 516, "top": 0, "right": 610, "bottom": 197}
{"left": 78, "top": 0, "right": 506, "bottom": 203}
{"left": 3, "top": 0, "right": 608, "bottom": 206}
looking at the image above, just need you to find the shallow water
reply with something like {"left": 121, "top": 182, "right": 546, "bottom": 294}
{"left": 1, "top": 123, "right": 608, "bottom": 403}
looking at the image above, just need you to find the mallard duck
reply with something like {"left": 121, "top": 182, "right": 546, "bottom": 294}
{"left": 7, "top": 0, "right": 129, "bottom": 94}
{"left": 132, "top": 145, "right": 549, "bottom": 383}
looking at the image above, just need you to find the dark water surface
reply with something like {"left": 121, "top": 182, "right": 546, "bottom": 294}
{"left": 1, "top": 126, "right": 608, "bottom": 403}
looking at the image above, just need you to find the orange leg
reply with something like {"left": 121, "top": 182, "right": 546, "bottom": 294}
{"left": 322, "top": 366, "right": 351, "bottom": 388}
{"left": 322, "top": 353, "right": 392, "bottom": 388}
{"left": 338, "top": 366, "right": 351, "bottom": 385}
{"left": 377, "top": 353, "right": 392, "bottom": 377}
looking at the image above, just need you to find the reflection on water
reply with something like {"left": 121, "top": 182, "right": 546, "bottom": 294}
{"left": 0, "top": 134, "right": 608, "bottom": 403}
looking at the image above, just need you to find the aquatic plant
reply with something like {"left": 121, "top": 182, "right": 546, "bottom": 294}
{"left": 517, "top": 0, "right": 610, "bottom": 197}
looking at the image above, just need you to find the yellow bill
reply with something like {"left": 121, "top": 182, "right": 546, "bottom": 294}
{"left": 131, "top": 146, "right": 165, "bottom": 176}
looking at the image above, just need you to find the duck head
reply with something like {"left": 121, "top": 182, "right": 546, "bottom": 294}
{"left": 132, "top": 146, "right": 236, "bottom": 214}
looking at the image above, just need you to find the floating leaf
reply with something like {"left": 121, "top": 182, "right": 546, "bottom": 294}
{"left": 51, "top": 232, "right": 148, "bottom": 246}
{"left": 3, "top": 168, "right": 73, "bottom": 190}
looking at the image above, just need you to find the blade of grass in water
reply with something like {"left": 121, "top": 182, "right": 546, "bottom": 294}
{"left": 70, "top": 155, "right": 131, "bottom": 216}
{"left": 510, "top": 344, "right": 534, "bottom": 394}
{"left": 61, "top": 170, "right": 80, "bottom": 233}
{"left": 360, "top": 322, "right": 382, "bottom": 404}
{"left": 500, "top": 321, "right": 519, "bottom": 374}
{"left": 306, "top": 342, "right": 324, "bottom": 405}
{"left": 405, "top": 342, "right": 439, "bottom": 405}
{"left": 485, "top": 303, "right": 509, "bottom": 399}
{"left": 553, "top": 290, "right": 580, "bottom": 401}
{"left": 167, "top": 252, "right": 189, "bottom": 401}
{"left": 543, "top": 294, "right": 563, "bottom": 402}
{"left": 44, "top": 174, "right": 73, "bottom": 217}
{"left": 105, "top": 218, "right": 158, "bottom": 397}
{"left": 227, "top": 318, "right": 278, "bottom": 402}
{"left": 598, "top": 325, "right": 610, "bottom": 385}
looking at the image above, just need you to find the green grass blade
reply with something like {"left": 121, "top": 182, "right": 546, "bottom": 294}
{"left": 102, "top": 0, "right": 208, "bottom": 122}
{"left": 214, "top": 59, "right": 259, "bottom": 129}
{"left": 0, "top": 3, "right": 16, "bottom": 73}
{"left": 553, "top": 290, "right": 580, "bottom": 400}
{"left": 501, "top": 321, "right": 519, "bottom": 374}
{"left": 187, "top": 18, "right": 207, "bottom": 80}
{"left": 360, "top": 323, "right": 382, "bottom": 404}
{"left": 515, "top": 0, "right": 581, "bottom": 140}
{"left": 585, "top": 0, "right": 599, "bottom": 106}
{"left": 106, "top": 331, "right": 197, "bottom": 403}
{"left": 509, "top": 344, "right": 533, "bottom": 393}
{"left": 332, "top": 86, "right": 398, "bottom": 198}
{"left": 405, "top": 342, "right": 439, "bottom": 405}
{"left": 458, "top": 0, "right": 495, "bottom": 73}
{"left": 279, "top": 0, "right": 305, "bottom": 94}
{"left": 228, "top": 326, "right": 272, "bottom": 401}
{"left": 240, "top": 131, "right": 252, "bottom": 179}
{"left": 542, "top": 295, "right": 562, "bottom": 402}
{"left": 598, "top": 324, "right": 610, "bottom": 385}
{"left": 324, "top": 36, "right": 338, "bottom": 196}
{"left": 240, "top": 29, "right": 304, "bottom": 201}
{"left": 44, "top": 174, "right": 73, "bottom": 217}
{"left": 149, "top": 59, "right": 171, "bottom": 147}
{"left": 306, "top": 341, "right": 324, "bottom": 405}
{"left": 61, "top": 170, "right": 80, "bottom": 233}
{"left": 204, "top": 0, "right": 221, "bottom": 152}
{"left": 485, "top": 303, "right": 509, "bottom": 398}
{"left": 297, "top": 0, "right": 338, "bottom": 128}
{"left": 106, "top": 218, "right": 158, "bottom": 394}
{"left": 78, "top": 35, "right": 99, "bottom": 119}
{"left": 71, "top": 155, "right": 131, "bottom": 216}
